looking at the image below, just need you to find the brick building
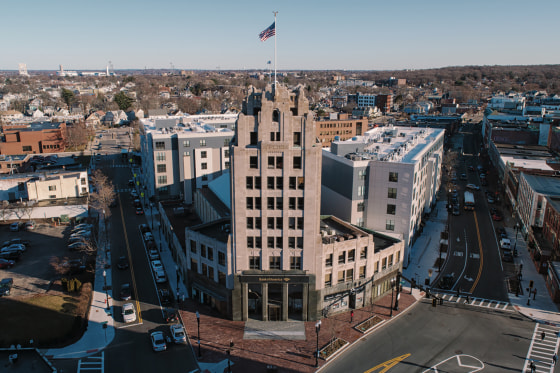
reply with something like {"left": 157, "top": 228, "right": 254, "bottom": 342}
{"left": 315, "top": 113, "right": 367, "bottom": 147}
{"left": 0, "top": 122, "right": 67, "bottom": 155}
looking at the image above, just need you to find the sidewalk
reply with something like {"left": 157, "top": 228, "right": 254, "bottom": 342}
{"left": 42, "top": 216, "right": 115, "bottom": 359}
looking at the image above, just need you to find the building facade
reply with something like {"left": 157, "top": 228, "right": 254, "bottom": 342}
{"left": 0, "top": 122, "right": 67, "bottom": 155}
{"left": 315, "top": 113, "right": 367, "bottom": 148}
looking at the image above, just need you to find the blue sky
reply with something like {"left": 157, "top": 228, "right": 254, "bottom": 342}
{"left": 3, "top": 0, "right": 559, "bottom": 71}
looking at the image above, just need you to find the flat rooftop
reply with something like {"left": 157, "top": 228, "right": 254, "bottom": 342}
{"left": 141, "top": 114, "right": 237, "bottom": 136}
{"left": 329, "top": 125, "right": 444, "bottom": 163}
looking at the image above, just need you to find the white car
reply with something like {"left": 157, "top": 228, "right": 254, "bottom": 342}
{"left": 466, "top": 184, "right": 480, "bottom": 191}
{"left": 500, "top": 238, "right": 511, "bottom": 249}
{"left": 143, "top": 232, "right": 154, "bottom": 242}
{"left": 150, "top": 260, "right": 163, "bottom": 272}
{"left": 170, "top": 324, "right": 187, "bottom": 344}
{"left": 122, "top": 303, "right": 136, "bottom": 323}
{"left": 154, "top": 269, "right": 167, "bottom": 284}
{"left": 150, "top": 331, "right": 167, "bottom": 352}
{"left": 148, "top": 249, "right": 160, "bottom": 260}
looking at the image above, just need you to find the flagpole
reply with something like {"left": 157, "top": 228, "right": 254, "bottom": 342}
{"left": 273, "top": 11, "right": 278, "bottom": 89}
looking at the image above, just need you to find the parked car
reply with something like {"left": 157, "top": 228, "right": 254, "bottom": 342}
{"left": 487, "top": 194, "right": 494, "bottom": 203}
{"left": 170, "top": 324, "right": 187, "bottom": 344}
{"left": 70, "top": 231, "right": 92, "bottom": 240}
{"left": 117, "top": 256, "right": 129, "bottom": 270}
{"left": 2, "top": 238, "right": 30, "bottom": 248}
{"left": 135, "top": 207, "right": 144, "bottom": 215}
{"left": 68, "top": 242, "right": 88, "bottom": 251}
{"left": 162, "top": 308, "right": 177, "bottom": 323}
{"left": 496, "top": 227, "right": 507, "bottom": 239}
{"left": 120, "top": 283, "right": 132, "bottom": 301}
{"left": 148, "top": 249, "right": 160, "bottom": 261}
{"left": 9, "top": 222, "right": 19, "bottom": 232}
{"left": 0, "top": 258, "right": 15, "bottom": 269}
{"left": 151, "top": 260, "right": 163, "bottom": 272}
{"left": 502, "top": 249, "right": 514, "bottom": 262}
{"left": 0, "top": 278, "right": 14, "bottom": 296}
{"left": 25, "top": 221, "right": 36, "bottom": 230}
{"left": 63, "top": 259, "right": 86, "bottom": 274}
{"left": 159, "top": 288, "right": 171, "bottom": 306}
{"left": 468, "top": 166, "right": 475, "bottom": 172}
{"left": 68, "top": 236, "right": 89, "bottom": 244}
{"left": 133, "top": 199, "right": 141, "bottom": 208}
{"left": 452, "top": 206, "right": 460, "bottom": 216}
{"left": 460, "top": 173, "right": 467, "bottom": 180}
{"left": 131, "top": 190, "right": 138, "bottom": 198}
{"left": 0, "top": 251, "right": 22, "bottom": 261}
{"left": 154, "top": 269, "right": 167, "bottom": 284}
{"left": 1, "top": 244, "right": 26, "bottom": 253}
{"left": 74, "top": 223, "right": 93, "bottom": 231}
{"left": 128, "top": 179, "right": 135, "bottom": 187}
{"left": 150, "top": 331, "right": 167, "bottom": 352}
{"left": 466, "top": 184, "right": 480, "bottom": 191}
{"left": 139, "top": 224, "right": 150, "bottom": 234}
{"left": 500, "top": 238, "right": 511, "bottom": 249}
{"left": 492, "top": 211, "right": 503, "bottom": 221}
{"left": 122, "top": 303, "right": 137, "bottom": 323}
{"left": 144, "top": 232, "right": 154, "bottom": 242}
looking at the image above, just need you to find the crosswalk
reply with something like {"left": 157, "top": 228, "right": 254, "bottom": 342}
{"left": 77, "top": 351, "right": 104, "bottom": 372}
{"left": 524, "top": 323, "right": 560, "bottom": 372}
{"left": 429, "top": 291, "right": 514, "bottom": 312}
{"left": 116, "top": 188, "right": 135, "bottom": 193}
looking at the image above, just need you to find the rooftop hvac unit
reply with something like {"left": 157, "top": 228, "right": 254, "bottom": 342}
{"left": 329, "top": 229, "right": 336, "bottom": 236}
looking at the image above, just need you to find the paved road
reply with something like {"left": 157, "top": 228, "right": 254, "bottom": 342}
{"left": 321, "top": 300, "right": 536, "bottom": 373}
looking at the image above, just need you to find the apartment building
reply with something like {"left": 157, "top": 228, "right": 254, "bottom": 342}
{"left": 315, "top": 113, "right": 367, "bottom": 147}
{"left": 140, "top": 115, "right": 236, "bottom": 203}
{"left": 321, "top": 126, "right": 444, "bottom": 266}
{"left": 181, "top": 85, "right": 403, "bottom": 321}
{"left": 0, "top": 169, "right": 88, "bottom": 201}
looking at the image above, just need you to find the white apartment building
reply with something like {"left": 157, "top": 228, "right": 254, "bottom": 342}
{"left": 140, "top": 114, "right": 236, "bottom": 203}
{"left": 321, "top": 126, "right": 444, "bottom": 266}
{"left": 0, "top": 170, "right": 88, "bottom": 201}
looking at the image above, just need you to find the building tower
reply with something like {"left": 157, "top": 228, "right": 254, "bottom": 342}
{"left": 230, "top": 85, "right": 323, "bottom": 321}
{"left": 18, "top": 63, "right": 29, "bottom": 76}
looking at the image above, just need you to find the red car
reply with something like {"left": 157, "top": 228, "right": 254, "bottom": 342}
{"left": 135, "top": 207, "right": 144, "bottom": 215}
{"left": 0, "top": 258, "right": 15, "bottom": 269}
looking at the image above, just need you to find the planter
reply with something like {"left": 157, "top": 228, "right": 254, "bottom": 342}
{"left": 319, "top": 337, "right": 349, "bottom": 361}
{"left": 355, "top": 315, "right": 384, "bottom": 333}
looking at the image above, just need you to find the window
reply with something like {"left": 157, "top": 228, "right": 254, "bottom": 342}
{"left": 247, "top": 217, "right": 253, "bottom": 229}
{"left": 276, "top": 217, "right": 283, "bottom": 229}
{"left": 267, "top": 217, "right": 274, "bottom": 229}
{"left": 276, "top": 197, "right": 283, "bottom": 210}
{"left": 267, "top": 197, "right": 275, "bottom": 209}
{"left": 246, "top": 197, "right": 254, "bottom": 209}
{"left": 387, "top": 204, "right": 396, "bottom": 215}
{"left": 297, "top": 197, "right": 304, "bottom": 210}
{"left": 359, "top": 266, "right": 366, "bottom": 279}
{"left": 396, "top": 251, "right": 401, "bottom": 263}
{"left": 49, "top": 195, "right": 56, "bottom": 199}
{"left": 184, "top": 151, "right": 190, "bottom": 156}
{"left": 255, "top": 217, "right": 261, "bottom": 229}
{"left": 359, "top": 169, "right": 367, "bottom": 180}
{"left": 338, "top": 271, "right": 345, "bottom": 284}
{"left": 157, "top": 164, "right": 166, "bottom": 173}
{"left": 348, "top": 249, "right": 355, "bottom": 262}
{"left": 360, "top": 247, "right": 367, "bottom": 259}
{"left": 268, "top": 156, "right": 275, "bottom": 169}
{"left": 208, "top": 247, "right": 214, "bottom": 261}
{"left": 255, "top": 237, "right": 262, "bottom": 249}
{"left": 155, "top": 141, "right": 165, "bottom": 150}
{"left": 357, "top": 202, "right": 365, "bottom": 212}
{"left": 297, "top": 217, "right": 303, "bottom": 230}
{"left": 224, "top": 149, "right": 230, "bottom": 157}
{"left": 247, "top": 237, "right": 254, "bottom": 248}
{"left": 156, "top": 152, "right": 166, "bottom": 161}
{"left": 201, "top": 151, "right": 207, "bottom": 158}
{"left": 346, "top": 269, "right": 354, "bottom": 282}
{"left": 289, "top": 217, "right": 296, "bottom": 229}
{"left": 200, "top": 244, "right": 207, "bottom": 258}
{"left": 382, "top": 257, "right": 387, "bottom": 270}
{"left": 218, "top": 271, "right": 226, "bottom": 285}
{"left": 183, "top": 140, "right": 190, "bottom": 147}
{"left": 270, "top": 256, "right": 281, "bottom": 269}
{"left": 288, "top": 237, "right": 295, "bottom": 248}
{"left": 267, "top": 177, "right": 275, "bottom": 189}
{"left": 289, "top": 197, "right": 296, "bottom": 210}
{"left": 293, "top": 156, "right": 302, "bottom": 169}
{"left": 276, "top": 177, "right": 283, "bottom": 189}
{"left": 268, "top": 237, "right": 275, "bottom": 248}
{"left": 255, "top": 177, "right": 261, "bottom": 189}
{"left": 326, "top": 254, "right": 333, "bottom": 267}
{"left": 374, "top": 261, "right": 379, "bottom": 273}
{"left": 358, "top": 186, "right": 365, "bottom": 197}
{"left": 388, "top": 254, "right": 394, "bottom": 267}
{"left": 386, "top": 219, "right": 395, "bottom": 231}
{"left": 200, "top": 139, "right": 206, "bottom": 146}
{"left": 201, "top": 163, "right": 207, "bottom": 170}
{"left": 250, "top": 132, "right": 258, "bottom": 145}
{"left": 325, "top": 273, "right": 332, "bottom": 286}
{"left": 298, "top": 177, "right": 304, "bottom": 189}
{"left": 293, "top": 132, "right": 301, "bottom": 146}
{"left": 290, "top": 256, "right": 301, "bottom": 270}
{"left": 157, "top": 175, "right": 167, "bottom": 184}
{"left": 388, "top": 187, "right": 397, "bottom": 199}
{"left": 81, "top": 178, "right": 86, "bottom": 185}
{"left": 190, "top": 258, "right": 198, "bottom": 272}
{"left": 249, "top": 256, "right": 260, "bottom": 269}
{"left": 246, "top": 177, "right": 253, "bottom": 189}
{"left": 224, "top": 139, "right": 230, "bottom": 146}
{"left": 255, "top": 197, "right": 261, "bottom": 209}
{"left": 225, "top": 161, "right": 230, "bottom": 169}
{"left": 250, "top": 156, "right": 258, "bottom": 169}
{"left": 190, "top": 240, "right": 196, "bottom": 253}
{"left": 297, "top": 237, "right": 303, "bottom": 249}
{"left": 389, "top": 172, "right": 398, "bottom": 182}
{"left": 338, "top": 251, "right": 346, "bottom": 264}
{"left": 289, "top": 177, "right": 296, "bottom": 189}
{"left": 22, "top": 146, "right": 32, "bottom": 152}
{"left": 276, "top": 237, "right": 282, "bottom": 248}
{"left": 48, "top": 185, "right": 56, "bottom": 191}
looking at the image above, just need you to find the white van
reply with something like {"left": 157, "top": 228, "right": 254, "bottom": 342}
{"left": 500, "top": 238, "right": 511, "bottom": 249}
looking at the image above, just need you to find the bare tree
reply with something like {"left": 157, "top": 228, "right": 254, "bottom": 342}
{"left": 0, "top": 201, "right": 8, "bottom": 222}
{"left": 89, "top": 169, "right": 116, "bottom": 219}
{"left": 50, "top": 256, "right": 70, "bottom": 277}
{"left": 23, "top": 202, "right": 33, "bottom": 222}
{"left": 66, "top": 121, "right": 90, "bottom": 150}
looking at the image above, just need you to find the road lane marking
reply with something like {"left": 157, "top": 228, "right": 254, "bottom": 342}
{"left": 469, "top": 211, "right": 483, "bottom": 293}
{"left": 363, "top": 353, "right": 411, "bottom": 373}
{"left": 118, "top": 192, "right": 143, "bottom": 324}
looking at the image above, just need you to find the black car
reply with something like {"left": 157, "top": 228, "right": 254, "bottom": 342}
{"left": 0, "top": 251, "right": 22, "bottom": 261}
{"left": 159, "top": 289, "right": 171, "bottom": 306}
{"left": 139, "top": 224, "right": 150, "bottom": 234}
{"left": 120, "top": 283, "right": 132, "bottom": 301}
{"left": 163, "top": 308, "right": 178, "bottom": 323}
{"left": 64, "top": 259, "right": 86, "bottom": 274}
{"left": 117, "top": 256, "right": 129, "bottom": 270}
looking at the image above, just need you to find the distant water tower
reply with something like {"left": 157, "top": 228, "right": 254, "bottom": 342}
{"left": 18, "top": 63, "right": 29, "bottom": 76}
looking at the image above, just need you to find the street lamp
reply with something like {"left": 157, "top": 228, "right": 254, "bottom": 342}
{"left": 513, "top": 222, "right": 520, "bottom": 257}
{"left": 103, "top": 270, "right": 109, "bottom": 309}
{"left": 196, "top": 311, "right": 201, "bottom": 357}
{"left": 393, "top": 271, "right": 401, "bottom": 311}
{"left": 175, "top": 264, "right": 180, "bottom": 301}
{"left": 315, "top": 320, "right": 321, "bottom": 367}
{"left": 390, "top": 278, "right": 395, "bottom": 317}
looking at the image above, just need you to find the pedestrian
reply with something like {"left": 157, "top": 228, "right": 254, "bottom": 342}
{"left": 542, "top": 331, "right": 546, "bottom": 341}
{"left": 553, "top": 353, "right": 558, "bottom": 365}
{"left": 533, "top": 288, "right": 537, "bottom": 301}
{"left": 530, "top": 361, "right": 535, "bottom": 372}
{"left": 350, "top": 310, "right": 354, "bottom": 323}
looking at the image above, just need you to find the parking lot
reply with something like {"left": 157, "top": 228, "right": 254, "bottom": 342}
{"left": 0, "top": 221, "right": 93, "bottom": 297}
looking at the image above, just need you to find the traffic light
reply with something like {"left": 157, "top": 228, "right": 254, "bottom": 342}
{"left": 432, "top": 298, "right": 437, "bottom": 307}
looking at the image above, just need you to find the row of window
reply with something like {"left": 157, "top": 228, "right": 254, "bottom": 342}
{"left": 250, "top": 131, "right": 302, "bottom": 146}
{"left": 325, "top": 247, "right": 367, "bottom": 267}
{"left": 190, "top": 258, "right": 227, "bottom": 286}
{"left": 324, "top": 252, "right": 400, "bottom": 286}
{"left": 247, "top": 216, "right": 303, "bottom": 230}
{"left": 249, "top": 255, "right": 302, "bottom": 270}
{"left": 246, "top": 176, "right": 304, "bottom": 190}
{"left": 189, "top": 241, "right": 226, "bottom": 266}
{"left": 249, "top": 156, "right": 302, "bottom": 170}
{"left": 246, "top": 197, "right": 304, "bottom": 210}
{"left": 248, "top": 236, "right": 304, "bottom": 249}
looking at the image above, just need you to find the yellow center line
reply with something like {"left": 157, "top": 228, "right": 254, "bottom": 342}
{"left": 469, "top": 211, "right": 484, "bottom": 293}
{"left": 364, "top": 353, "right": 411, "bottom": 373}
{"left": 117, "top": 192, "right": 143, "bottom": 323}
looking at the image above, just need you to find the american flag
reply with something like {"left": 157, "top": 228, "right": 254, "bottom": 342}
{"left": 259, "top": 22, "right": 275, "bottom": 42}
